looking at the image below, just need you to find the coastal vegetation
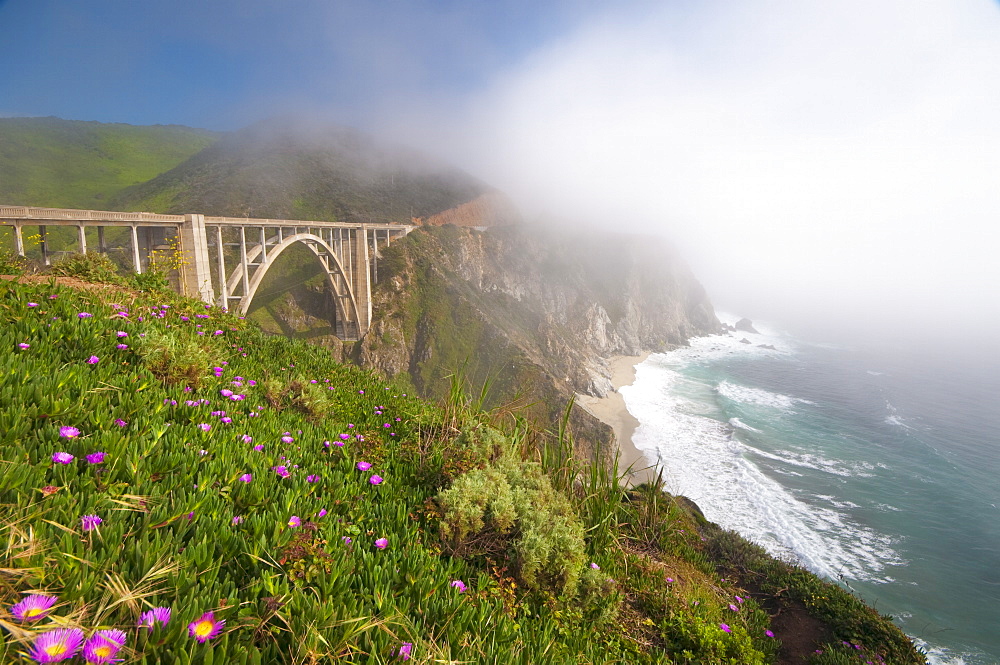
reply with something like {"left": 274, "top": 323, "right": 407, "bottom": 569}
{"left": 0, "top": 255, "right": 925, "bottom": 663}
{"left": 1, "top": 117, "right": 925, "bottom": 663}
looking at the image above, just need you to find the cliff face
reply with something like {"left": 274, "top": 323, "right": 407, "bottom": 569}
{"left": 355, "top": 224, "right": 719, "bottom": 427}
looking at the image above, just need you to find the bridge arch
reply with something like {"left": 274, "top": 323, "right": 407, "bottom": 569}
{"left": 225, "top": 232, "right": 364, "bottom": 340}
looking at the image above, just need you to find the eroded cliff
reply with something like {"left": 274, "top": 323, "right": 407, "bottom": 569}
{"left": 353, "top": 224, "right": 719, "bottom": 446}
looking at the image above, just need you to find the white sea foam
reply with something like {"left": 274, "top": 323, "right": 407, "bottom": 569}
{"left": 716, "top": 380, "right": 813, "bottom": 411}
{"left": 742, "top": 444, "right": 877, "bottom": 478}
{"left": 622, "top": 354, "right": 904, "bottom": 584}
{"left": 728, "top": 417, "right": 760, "bottom": 432}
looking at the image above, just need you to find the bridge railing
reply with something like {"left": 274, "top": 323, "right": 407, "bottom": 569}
{"left": 0, "top": 206, "right": 185, "bottom": 223}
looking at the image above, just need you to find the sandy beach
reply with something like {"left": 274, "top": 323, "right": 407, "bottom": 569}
{"left": 576, "top": 353, "right": 659, "bottom": 487}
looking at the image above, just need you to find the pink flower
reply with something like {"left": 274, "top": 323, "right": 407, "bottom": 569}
{"left": 398, "top": 642, "right": 413, "bottom": 660}
{"left": 86, "top": 452, "right": 106, "bottom": 464}
{"left": 86, "top": 355, "right": 99, "bottom": 364}
{"left": 138, "top": 607, "right": 171, "bottom": 630}
{"left": 188, "top": 611, "right": 224, "bottom": 642}
{"left": 374, "top": 538, "right": 388, "bottom": 549}
{"left": 198, "top": 423, "right": 211, "bottom": 432}
{"left": 113, "top": 418, "right": 127, "bottom": 427}
{"left": 17, "top": 342, "right": 29, "bottom": 350}
{"left": 720, "top": 623, "right": 731, "bottom": 633}
{"left": 52, "top": 452, "right": 74, "bottom": 464}
{"left": 357, "top": 461, "right": 371, "bottom": 472}
{"left": 59, "top": 426, "right": 80, "bottom": 438}
{"left": 239, "top": 473, "right": 252, "bottom": 482}
{"left": 369, "top": 474, "right": 383, "bottom": 485}
{"left": 116, "top": 331, "right": 128, "bottom": 338}
{"left": 287, "top": 516, "right": 301, "bottom": 528}
{"left": 10, "top": 594, "right": 58, "bottom": 621}
{"left": 307, "top": 474, "right": 320, "bottom": 483}
{"left": 450, "top": 580, "right": 467, "bottom": 593}
{"left": 81, "top": 514, "right": 102, "bottom": 531}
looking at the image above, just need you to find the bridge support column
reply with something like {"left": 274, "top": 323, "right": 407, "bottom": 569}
{"left": 78, "top": 226, "right": 87, "bottom": 254}
{"left": 352, "top": 226, "right": 372, "bottom": 337}
{"left": 178, "top": 214, "right": 215, "bottom": 304}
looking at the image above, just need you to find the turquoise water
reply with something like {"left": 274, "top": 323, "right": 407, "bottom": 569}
{"left": 621, "top": 323, "right": 1000, "bottom": 664}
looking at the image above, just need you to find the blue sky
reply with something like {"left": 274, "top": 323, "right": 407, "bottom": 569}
{"left": 3, "top": 0, "right": 1000, "bottom": 339}
{"left": 0, "top": 0, "right": 596, "bottom": 129}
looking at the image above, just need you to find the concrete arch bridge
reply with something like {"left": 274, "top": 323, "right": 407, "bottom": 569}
{"left": 0, "top": 206, "right": 412, "bottom": 340}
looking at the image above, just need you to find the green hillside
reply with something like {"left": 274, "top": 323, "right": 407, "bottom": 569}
{"left": 0, "top": 117, "right": 219, "bottom": 209}
{"left": 0, "top": 274, "right": 925, "bottom": 665}
{"left": 110, "top": 117, "right": 490, "bottom": 223}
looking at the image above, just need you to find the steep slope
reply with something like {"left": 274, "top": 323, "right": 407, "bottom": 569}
{"left": 353, "top": 224, "right": 719, "bottom": 450}
{"left": 111, "top": 117, "right": 498, "bottom": 222}
{"left": 0, "top": 117, "right": 218, "bottom": 208}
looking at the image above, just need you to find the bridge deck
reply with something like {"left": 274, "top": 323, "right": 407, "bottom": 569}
{"left": 0, "top": 205, "right": 412, "bottom": 231}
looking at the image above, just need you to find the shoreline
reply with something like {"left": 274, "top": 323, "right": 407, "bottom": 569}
{"left": 576, "top": 353, "right": 658, "bottom": 487}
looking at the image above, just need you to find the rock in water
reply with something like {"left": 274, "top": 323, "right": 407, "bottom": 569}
{"left": 734, "top": 317, "right": 759, "bottom": 334}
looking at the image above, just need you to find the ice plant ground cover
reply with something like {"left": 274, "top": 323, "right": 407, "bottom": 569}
{"left": 0, "top": 279, "right": 923, "bottom": 664}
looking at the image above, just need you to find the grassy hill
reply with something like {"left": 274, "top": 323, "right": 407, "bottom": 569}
{"left": 110, "top": 117, "right": 492, "bottom": 223}
{"left": 0, "top": 117, "right": 218, "bottom": 209}
{"left": 0, "top": 273, "right": 925, "bottom": 664}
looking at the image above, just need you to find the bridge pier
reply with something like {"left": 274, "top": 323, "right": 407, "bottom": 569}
{"left": 178, "top": 214, "right": 214, "bottom": 303}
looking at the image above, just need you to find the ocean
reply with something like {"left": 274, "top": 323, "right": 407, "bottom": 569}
{"left": 620, "top": 318, "right": 1000, "bottom": 664}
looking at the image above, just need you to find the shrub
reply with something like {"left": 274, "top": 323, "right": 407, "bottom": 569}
{"left": 49, "top": 252, "right": 125, "bottom": 284}
{"left": 135, "top": 328, "right": 214, "bottom": 386}
{"left": 436, "top": 431, "right": 587, "bottom": 597}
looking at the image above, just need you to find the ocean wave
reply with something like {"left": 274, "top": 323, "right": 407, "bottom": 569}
{"left": 728, "top": 417, "right": 761, "bottom": 432}
{"left": 622, "top": 363, "right": 904, "bottom": 584}
{"left": 742, "top": 444, "right": 877, "bottom": 478}
{"left": 716, "top": 380, "right": 813, "bottom": 411}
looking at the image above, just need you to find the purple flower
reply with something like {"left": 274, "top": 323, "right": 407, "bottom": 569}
{"left": 374, "top": 537, "right": 388, "bottom": 549}
{"left": 317, "top": 509, "right": 328, "bottom": 518}
{"left": 115, "top": 331, "right": 128, "bottom": 338}
{"left": 82, "top": 629, "right": 126, "bottom": 664}
{"left": 116, "top": 344, "right": 128, "bottom": 350}
{"left": 113, "top": 418, "right": 127, "bottom": 427}
{"left": 28, "top": 627, "right": 84, "bottom": 662}
{"left": 220, "top": 417, "right": 232, "bottom": 424}
{"left": 52, "top": 452, "right": 74, "bottom": 464}
{"left": 306, "top": 474, "right": 320, "bottom": 483}
{"left": 369, "top": 474, "right": 383, "bottom": 485}
{"left": 219, "top": 389, "right": 233, "bottom": 397}
{"left": 86, "top": 356, "right": 99, "bottom": 364}
{"left": 281, "top": 435, "right": 294, "bottom": 444}
{"left": 188, "top": 611, "right": 224, "bottom": 643}
{"left": 81, "top": 515, "right": 102, "bottom": 531}
{"left": 339, "top": 433, "right": 350, "bottom": 441}
{"left": 18, "top": 342, "right": 29, "bottom": 350}
{"left": 765, "top": 629, "right": 775, "bottom": 638}
{"left": 272, "top": 465, "right": 290, "bottom": 478}
{"left": 232, "top": 516, "right": 244, "bottom": 525}
{"left": 239, "top": 473, "right": 252, "bottom": 482}
{"left": 287, "top": 516, "right": 301, "bottom": 528}
{"left": 197, "top": 423, "right": 211, "bottom": 432}
{"left": 398, "top": 642, "right": 413, "bottom": 660}
{"left": 10, "top": 594, "right": 58, "bottom": 621}
{"left": 589, "top": 562, "right": 600, "bottom": 569}
{"left": 78, "top": 312, "right": 92, "bottom": 319}
{"left": 729, "top": 603, "right": 739, "bottom": 612}
{"left": 59, "top": 426, "right": 80, "bottom": 438}
{"left": 357, "top": 461, "right": 372, "bottom": 472}
{"left": 450, "top": 580, "right": 467, "bottom": 593}
{"left": 138, "top": 607, "right": 171, "bottom": 630}
{"left": 720, "top": 623, "right": 731, "bottom": 633}
{"left": 86, "top": 452, "right": 106, "bottom": 464}
{"left": 27, "top": 302, "right": 39, "bottom": 307}
{"left": 242, "top": 435, "right": 253, "bottom": 444}
{"left": 253, "top": 444, "right": 264, "bottom": 452}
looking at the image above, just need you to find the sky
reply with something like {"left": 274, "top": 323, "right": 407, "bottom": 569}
{"left": 3, "top": 0, "right": 1000, "bottom": 344}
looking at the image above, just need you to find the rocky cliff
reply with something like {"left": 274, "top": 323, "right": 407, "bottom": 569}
{"left": 353, "top": 223, "right": 719, "bottom": 446}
